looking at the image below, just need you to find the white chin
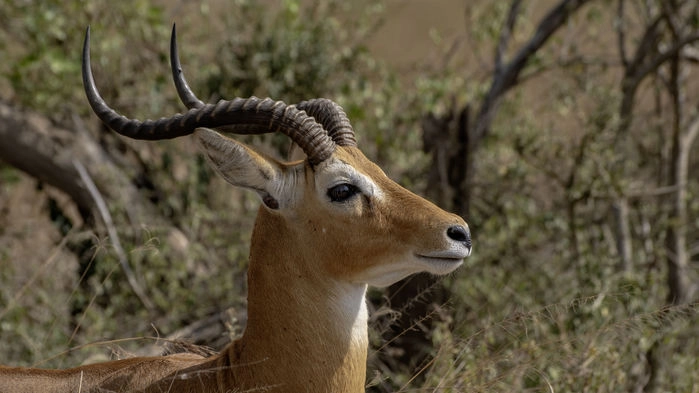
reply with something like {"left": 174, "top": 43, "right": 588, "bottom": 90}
{"left": 358, "top": 257, "right": 464, "bottom": 288}
{"left": 419, "top": 256, "right": 464, "bottom": 275}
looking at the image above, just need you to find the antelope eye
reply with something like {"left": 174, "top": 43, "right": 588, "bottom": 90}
{"left": 327, "top": 183, "right": 360, "bottom": 203}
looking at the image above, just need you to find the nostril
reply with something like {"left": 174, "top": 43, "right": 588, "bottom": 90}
{"left": 447, "top": 225, "right": 471, "bottom": 247}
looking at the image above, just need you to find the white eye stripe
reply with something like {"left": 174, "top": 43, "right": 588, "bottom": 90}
{"left": 356, "top": 174, "right": 383, "bottom": 200}
{"left": 317, "top": 159, "right": 384, "bottom": 202}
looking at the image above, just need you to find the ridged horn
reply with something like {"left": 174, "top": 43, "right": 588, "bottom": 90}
{"left": 82, "top": 26, "right": 336, "bottom": 166}
{"left": 169, "top": 24, "right": 356, "bottom": 147}
{"left": 295, "top": 99, "right": 356, "bottom": 147}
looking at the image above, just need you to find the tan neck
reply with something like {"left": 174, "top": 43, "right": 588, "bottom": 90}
{"left": 223, "top": 207, "right": 369, "bottom": 392}
{"left": 0, "top": 207, "right": 369, "bottom": 393}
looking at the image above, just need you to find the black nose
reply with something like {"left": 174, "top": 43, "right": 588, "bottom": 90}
{"left": 447, "top": 225, "right": 472, "bottom": 248}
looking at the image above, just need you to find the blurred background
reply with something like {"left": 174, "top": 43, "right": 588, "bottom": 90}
{"left": 0, "top": 0, "right": 697, "bottom": 391}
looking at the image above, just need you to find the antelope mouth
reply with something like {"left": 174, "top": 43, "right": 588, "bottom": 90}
{"left": 416, "top": 255, "right": 465, "bottom": 265}
{"left": 417, "top": 248, "right": 471, "bottom": 262}
{"left": 415, "top": 251, "right": 467, "bottom": 275}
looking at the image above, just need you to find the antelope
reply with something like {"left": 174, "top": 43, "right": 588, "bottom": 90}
{"left": 0, "top": 26, "right": 472, "bottom": 393}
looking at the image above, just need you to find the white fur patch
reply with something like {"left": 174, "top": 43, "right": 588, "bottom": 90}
{"left": 354, "top": 252, "right": 464, "bottom": 287}
{"left": 315, "top": 158, "right": 383, "bottom": 202}
{"left": 333, "top": 283, "right": 369, "bottom": 347}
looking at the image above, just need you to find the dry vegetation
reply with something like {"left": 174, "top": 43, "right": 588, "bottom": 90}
{"left": 1, "top": 0, "right": 698, "bottom": 392}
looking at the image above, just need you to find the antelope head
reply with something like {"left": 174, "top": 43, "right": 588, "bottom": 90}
{"left": 83, "top": 25, "right": 471, "bottom": 289}
{"left": 77, "top": 25, "right": 472, "bottom": 392}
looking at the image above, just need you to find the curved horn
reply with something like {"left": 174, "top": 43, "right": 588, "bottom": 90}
{"left": 170, "top": 24, "right": 205, "bottom": 109}
{"left": 169, "top": 24, "right": 356, "bottom": 147}
{"left": 295, "top": 99, "right": 356, "bottom": 147}
{"left": 83, "top": 26, "right": 336, "bottom": 165}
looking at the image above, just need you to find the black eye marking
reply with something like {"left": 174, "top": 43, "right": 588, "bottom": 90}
{"left": 327, "top": 183, "right": 360, "bottom": 203}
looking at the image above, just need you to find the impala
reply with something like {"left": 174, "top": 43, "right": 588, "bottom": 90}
{"left": 0, "top": 26, "right": 472, "bottom": 393}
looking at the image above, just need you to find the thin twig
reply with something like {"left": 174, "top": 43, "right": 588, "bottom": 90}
{"left": 0, "top": 233, "right": 71, "bottom": 321}
{"left": 494, "top": 0, "right": 523, "bottom": 79}
{"left": 616, "top": 0, "right": 628, "bottom": 67}
{"left": 73, "top": 159, "right": 155, "bottom": 312}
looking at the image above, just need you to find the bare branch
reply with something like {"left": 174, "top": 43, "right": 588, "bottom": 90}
{"left": 659, "top": 1, "right": 681, "bottom": 39}
{"left": 620, "top": 32, "right": 699, "bottom": 131}
{"left": 682, "top": 45, "right": 699, "bottom": 63}
{"left": 682, "top": 114, "right": 699, "bottom": 149}
{"left": 0, "top": 102, "right": 93, "bottom": 216}
{"left": 618, "top": 5, "right": 699, "bottom": 137}
{"left": 622, "top": 13, "right": 663, "bottom": 85}
{"left": 473, "top": 0, "right": 592, "bottom": 141}
{"left": 73, "top": 159, "right": 155, "bottom": 313}
{"left": 635, "top": 32, "right": 699, "bottom": 84}
{"left": 494, "top": 0, "right": 523, "bottom": 79}
{"left": 616, "top": 0, "right": 629, "bottom": 67}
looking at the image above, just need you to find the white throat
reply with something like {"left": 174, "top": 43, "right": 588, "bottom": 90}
{"left": 329, "top": 282, "right": 370, "bottom": 347}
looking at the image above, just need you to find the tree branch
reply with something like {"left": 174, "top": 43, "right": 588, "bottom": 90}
{"left": 619, "top": 30, "right": 699, "bottom": 135}
{"left": 0, "top": 102, "right": 173, "bottom": 311}
{"left": 616, "top": 0, "right": 629, "bottom": 67}
{"left": 0, "top": 102, "right": 159, "bottom": 225}
{"left": 73, "top": 159, "right": 155, "bottom": 312}
{"left": 473, "top": 0, "right": 592, "bottom": 142}
{"left": 634, "top": 33, "right": 699, "bottom": 86}
{"left": 0, "top": 102, "right": 94, "bottom": 216}
{"left": 494, "top": 0, "right": 523, "bottom": 80}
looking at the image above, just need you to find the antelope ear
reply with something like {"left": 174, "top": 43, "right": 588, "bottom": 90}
{"left": 195, "top": 128, "right": 295, "bottom": 210}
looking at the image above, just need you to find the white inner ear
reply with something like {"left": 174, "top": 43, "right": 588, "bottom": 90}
{"left": 195, "top": 128, "right": 302, "bottom": 209}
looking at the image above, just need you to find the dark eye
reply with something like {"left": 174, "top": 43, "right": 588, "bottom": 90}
{"left": 327, "top": 183, "right": 360, "bottom": 202}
